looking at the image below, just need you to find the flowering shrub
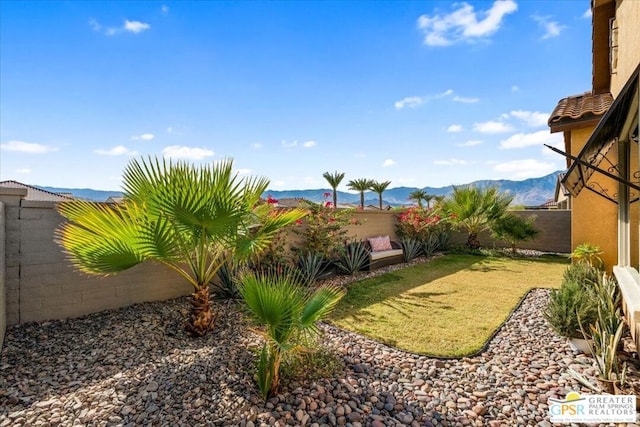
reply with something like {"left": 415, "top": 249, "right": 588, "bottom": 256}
{"left": 293, "top": 194, "right": 360, "bottom": 260}
{"left": 396, "top": 207, "right": 453, "bottom": 246}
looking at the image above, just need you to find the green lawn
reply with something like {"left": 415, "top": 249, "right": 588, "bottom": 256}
{"left": 328, "top": 254, "right": 568, "bottom": 357}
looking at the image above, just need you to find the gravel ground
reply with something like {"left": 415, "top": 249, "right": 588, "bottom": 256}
{"left": 1, "top": 256, "right": 638, "bottom": 426}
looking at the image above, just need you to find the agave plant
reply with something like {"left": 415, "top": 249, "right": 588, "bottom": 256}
{"left": 56, "top": 157, "right": 306, "bottom": 337}
{"left": 400, "top": 237, "right": 423, "bottom": 262}
{"left": 238, "top": 269, "right": 345, "bottom": 398}
{"left": 296, "top": 251, "right": 328, "bottom": 286}
{"left": 336, "top": 240, "right": 369, "bottom": 275}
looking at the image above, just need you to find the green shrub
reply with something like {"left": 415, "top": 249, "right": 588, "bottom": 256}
{"left": 211, "top": 260, "right": 242, "bottom": 300}
{"left": 336, "top": 240, "right": 369, "bottom": 275}
{"left": 562, "top": 262, "right": 600, "bottom": 287}
{"left": 296, "top": 251, "right": 329, "bottom": 286}
{"left": 400, "top": 237, "right": 423, "bottom": 262}
{"left": 544, "top": 280, "right": 598, "bottom": 338}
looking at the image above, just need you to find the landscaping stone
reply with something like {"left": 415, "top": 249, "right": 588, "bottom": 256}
{"left": 0, "top": 256, "right": 637, "bottom": 426}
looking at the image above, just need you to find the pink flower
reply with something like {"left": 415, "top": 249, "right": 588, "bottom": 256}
{"left": 325, "top": 201, "right": 332, "bottom": 208}
{"left": 324, "top": 192, "right": 332, "bottom": 199}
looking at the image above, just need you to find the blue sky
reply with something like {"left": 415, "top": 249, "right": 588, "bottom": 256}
{"left": 0, "top": 1, "right": 593, "bottom": 191}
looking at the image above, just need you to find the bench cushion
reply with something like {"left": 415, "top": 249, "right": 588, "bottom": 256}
{"left": 370, "top": 248, "right": 404, "bottom": 261}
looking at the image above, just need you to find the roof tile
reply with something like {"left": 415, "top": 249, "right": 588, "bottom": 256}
{"left": 548, "top": 91, "right": 613, "bottom": 128}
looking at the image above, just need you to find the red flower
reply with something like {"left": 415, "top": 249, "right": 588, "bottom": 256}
{"left": 324, "top": 201, "right": 332, "bottom": 208}
{"left": 323, "top": 191, "right": 332, "bottom": 199}
{"left": 267, "top": 194, "right": 278, "bottom": 204}
{"left": 295, "top": 219, "right": 303, "bottom": 225}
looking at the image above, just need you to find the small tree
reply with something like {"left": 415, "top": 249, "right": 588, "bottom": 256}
{"left": 408, "top": 189, "right": 428, "bottom": 208}
{"left": 322, "top": 171, "right": 345, "bottom": 209}
{"left": 369, "top": 180, "right": 391, "bottom": 210}
{"left": 56, "top": 157, "right": 306, "bottom": 337}
{"left": 491, "top": 213, "right": 540, "bottom": 254}
{"left": 347, "top": 178, "right": 374, "bottom": 209}
{"left": 443, "top": 185, "right": 513, "bottom": 249}
{"left": 570, "top": 243, "right": 604, "bottom": 269}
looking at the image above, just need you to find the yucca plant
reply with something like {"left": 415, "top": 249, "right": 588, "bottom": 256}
{"left": 238, "top": 269, "right": 345, "bottom": 398}
{"left": 56, "top": 157, "right": 306, "bottom": 337}
{"left": 336, "top": 240, "right": 369, "bottom": 275}
{"left": 400, "top": 237, "right": 423, "bottom": 262}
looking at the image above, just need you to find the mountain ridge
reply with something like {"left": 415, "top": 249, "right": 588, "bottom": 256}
{"left": 39, "top": 170, "right": 562, "bottom": 207}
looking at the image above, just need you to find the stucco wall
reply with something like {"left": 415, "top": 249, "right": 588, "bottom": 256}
{"left": 610, "top": 0, "right": 640, "bottom": 96}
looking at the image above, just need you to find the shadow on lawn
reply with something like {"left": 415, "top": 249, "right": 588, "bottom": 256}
{"left": 329, "top": 254, "right": 483, "bottom": 322}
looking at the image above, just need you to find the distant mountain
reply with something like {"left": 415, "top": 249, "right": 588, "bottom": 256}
{"left": 39, "top": 171, "right": 561, "bottom": 206}
{"left": 265, "top": 171, "right": 562, "bottom": 207}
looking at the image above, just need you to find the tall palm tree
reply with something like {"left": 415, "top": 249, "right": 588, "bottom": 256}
{"left": 369, "top": 180, "right": 391, "bottom": 210}
{"left": 408, "top": 189, "right": 428, "bottom": 208}
{"left": 56, "top": 157, "right": 306, "bottom": 337}
{"left": 322, "top": 171, "right": 345, "bottom": 208}
{"left": 424, "top": 194, "right": 435, "bottom": 209}
{"left": 238, "top": 269, "right": 344, "bottom": 398}
{"left": 347, "top": 178, "right": 374, "bottom": 209}
{"left": 443, "top": 185, "right": 513, "bottom": 249}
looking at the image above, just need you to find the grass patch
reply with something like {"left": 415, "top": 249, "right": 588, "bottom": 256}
{"left": 328, "top": 254, "right": 568, "bottom": 357}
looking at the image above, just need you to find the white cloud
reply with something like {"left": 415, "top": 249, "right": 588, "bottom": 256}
{"left": 161, "top": 145, "right": 214, "bottom": 160}
{"left": 281, "top": 140, "right": 298, "bottom": 148}
{"left": 131, "top": 133, "right": 155, "bottom": 141}
{"left": 16, "top": 168, "right": 32, "bottom": 174}
{"left": 302, "top": 140, "right": 317, "bottom": 148}
{"left": 417, "top": 0, "right": 518, "bottom": 46}
{"left": 457, "top": 140, "right": 484, "bottom": 147}
{"left": 583, "top": 8, "right": 592, "bottom": 19}
{"left": 94, "top": 145, "right": 139, "bottom": 156}
{"left": 252, "top": 143, "right": 263, "bottom": 149}
{"left": 453, "top": 95, "right": 479, "bottom": 104}
{"left": 124, "top": 20, "right": 151, "bottom": 33}
{"left": 473, "top": 120, "right": 513, "bottom": 134}
{"left": 509, "top": 110, "right": 549, "bottom": 127}
{"left": 499, "top": 130, "right": 562, "bottom": 149}
{"left": 161, "top": 5, "right": 169, "bottom": 15}
{"left": 438, "top": 89, "right": 454, "bottom": 97}
{"left": 492, "top": 159, "right": 557, "bottom": 178}
{"left": 90, "top": 18, "right": 150, "bottom": 36}
{"left": 1, "top": 140, "right": 58, "bottom": 153}
{"left": 382, "top": 159, "right": 397, "bottom": 167}
{"left": 532, "top": 16, "right": 565, "bottom": 40}
{"left": 511, "top": 85, "right": 520, "bottom": 92}
{"left": 434, "top": 158, "right": 469, "bottom": 166}
{"left": 447, "top": 124, "right": 463, "bottom": 133}
{"left": 394, "top": 96, "right": 423, "bottom": 109}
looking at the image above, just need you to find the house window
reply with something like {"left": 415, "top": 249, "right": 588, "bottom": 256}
{"left": 609, "top": 18, "right": 618, "bottom": 74}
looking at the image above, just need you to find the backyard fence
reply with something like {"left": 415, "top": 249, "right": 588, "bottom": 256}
{"left": 0, "top": 189, "right": 571, "bottom": 349}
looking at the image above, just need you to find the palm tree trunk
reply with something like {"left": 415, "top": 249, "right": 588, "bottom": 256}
{"left": 185, "top": 285, "right": 215, "bottom": 336}
{"left": 467, "top": 232, "right": 480, "bottom": 249}
{"left": 360, "top": 192, "right": 364, "bottom": 209}
{"left": 378, "top": 194, "right": 382, "bottom": 210}
{"left": 332, "top": 189, "right": 338, "bottom": 209}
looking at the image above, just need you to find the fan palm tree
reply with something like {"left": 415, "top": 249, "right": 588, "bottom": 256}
{"left": 322, "top": 171, "right": 345, "bottom": 208}
{"left": 424, "top": 194, "right": 435, "bottom": 209}
{"left": 443, "top": 185, "right": 513, "bottom": 249}
{"left": 56, "top": 157, "right": 306, "bottom": 337}
{"left": 347, "top": 178, "right": 374, "bottom": 209}
{"left": 238, "top": 269, "right": 344, "bottom": 398}
{"left": 408, "top": 189, "right": 428, "bottom": 208}
{"left": 491, "top": 213, "right": 540, "bottom": 254}
{"left": 369, "top": 180, "right": 391, "bottom": 210}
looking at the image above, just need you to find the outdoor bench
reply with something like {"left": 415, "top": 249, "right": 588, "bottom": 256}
{"left": 365, "top": 236, "right": 404, "bottom": 270}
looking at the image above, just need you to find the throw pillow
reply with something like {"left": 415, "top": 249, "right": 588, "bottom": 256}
{"left": 368, "top": 235, "right": 392, "bottom": 252}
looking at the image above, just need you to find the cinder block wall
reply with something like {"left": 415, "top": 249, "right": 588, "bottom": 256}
{"left": 1, "top": 191, "right": 192, "bottom": 327}
{"left": 0, "top": 201, "right": 6, "bottom": 349}
{"left": 447, "top": 210, "right": 572, "bottom": 253}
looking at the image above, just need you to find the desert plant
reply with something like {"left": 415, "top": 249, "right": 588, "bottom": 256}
{"left": 336, "top": 240, "right": 370, "bottom": 275}
{"left": 238, "top": 269, "right": 345, "bottom": 398}
{"left": 422, "top": 234, "right": 440, "bottom": 258}
{"left": 491, "top": 213, "right": 540, "bottom": 254}
{"left": 296, "top": 251, "right": 328, "bottom": 286}
{"left": 56, "top": 157, "right": 306, "bottom": 337}
{"left": 443, "top": 185, "right": 513, "bottom": 249}
{"left": 400, "top": 237, "right": 423, "bottom": 262}
{"left": 347, "top": 178, "right": 374, "bottom": 209}
{"left": 544, "top": 280, "right": 598, "bottom": 339}
{"left": 322, "top": 171, "right": 345, "bottom": 209}
{"left": 562, "top": 262, "right": 600, "bottom": 287}
{"left": 211, "top": 260, "right": 242, "bottom": 300}
{"left": 369, "top": 180, "right": 391, "bottom": 210}
{"left": 570, "top": 243, "right": 604, "bottom": 269}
